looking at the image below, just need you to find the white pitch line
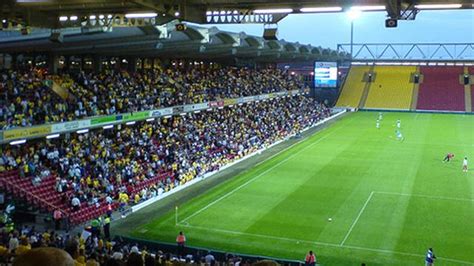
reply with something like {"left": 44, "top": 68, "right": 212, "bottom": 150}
{"left": 178, "top": 223, "right": 474, "bottom": 265}
{"left": 179, "top": 126, "right": 338, "bottom": 224}
{"left": 340, "top": 191, "right": 374, "bottom": 246}
{"left": 375, "top": 191, "right": 474, "bottom": 202}
{"left": 341, "top": 244, "right": 474, "bottom": 266}
{"left": 179, "top": 223, "right": 341, "bottom": 248}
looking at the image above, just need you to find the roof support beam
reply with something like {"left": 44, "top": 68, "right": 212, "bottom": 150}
{"left": 130, "top": 0, "right": 166, "bottom": 12}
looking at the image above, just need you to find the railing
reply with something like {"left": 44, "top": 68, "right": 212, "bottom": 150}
{"left": 0, "top": 172, "right": 58, "bottom": 212}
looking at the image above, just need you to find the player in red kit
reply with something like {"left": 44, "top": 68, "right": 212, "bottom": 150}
{"left": 443, "top": 153, "right": 454, "bottom": 162}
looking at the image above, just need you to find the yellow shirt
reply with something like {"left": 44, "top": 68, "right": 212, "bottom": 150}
{"left": 86, "top": 259, "right": 100, "bottom": 266}
{"left": 75, "top": 259, "right": 86, "bottom": 266}
{"left": 106, "top": 241, "right": 113, "bottom": 251}
{"left": 0, "top": 245, "right": 7, "bottom": 256}
{"left": 98, "top": 239, "right": 103, "bottom": 250}
{"left": 77, "top": 256, "right": 86, "bottom": 265}
{"left": 23, "top": 164, "right": 29, "bottom": 174}
{"left": 134, "top": 194, "right": 140, "bottom": 204}
{"left": 79, "top": 237, "right": 85, "bottom": 249}
{"left": 15, "top": 244, "right": 31, "bottom": 255}
{"left": 120, "top": 193, "right": 129, "bottom": 203}
{"left": 42, "top": 232, "right": 51, "bottom": 243}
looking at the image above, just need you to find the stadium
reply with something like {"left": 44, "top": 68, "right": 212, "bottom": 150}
{"left": 0, "top": 0, "right": 473, "bottom": 265}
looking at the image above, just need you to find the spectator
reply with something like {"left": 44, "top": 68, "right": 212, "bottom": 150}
{"left": 15, "top": 236, "right": 31, "bottom": 256}
{"left": 130, "top": 245, "right": 139, "bottom": 254}
{"left": 103, "top": 215, "right": 111, "bottom": 240}
{"left": 86, "top": 253, "right": 99, "bottom": 266}
{"left": 8, "top": 231, "right": 19, "bottom": 253}
{"left": 77, "top": 248, "right": 86, "bottom": 265}
{"left": 127, "top": 252, "right": 143, "bottom": 266}
{"left": 71, "top": 197, "right": 81, "bottom": 212}
{"left": 53, "top": 209, "right": 63, "bottom": 230}
{"left": 13, "top": 247, "right": 75, "bottom": 266}
{"left": 64, "top": 239, "right": 82, "bottom": 266}
{"left": 90, "top": 218, "right": 100, "bottom": 238}
{"left": 144, "top": 254, "right": 155, "bottom": 266}
{"left": 205, "top": 251, "right": 215, "bottom": 265}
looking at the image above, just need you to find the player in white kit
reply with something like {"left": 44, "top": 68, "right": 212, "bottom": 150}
{"left": 463, "top": 157, "right": 468, "bottom": 172}
{"left": 395, "top": 130, "right": 404, "bottom": 141}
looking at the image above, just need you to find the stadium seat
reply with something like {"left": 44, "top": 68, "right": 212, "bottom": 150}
{"left": 335, "top": 66, "right": 371, "bottom": 108}
{"left": 364, "top": 66, "right": 416, "bottom": 110}
{"left": 417, "top": 66, "right": 465, "bottom": 111}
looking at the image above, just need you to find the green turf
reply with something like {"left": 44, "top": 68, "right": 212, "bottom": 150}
{"left": 128, "top": 112, "right": 474, "bottom": 266}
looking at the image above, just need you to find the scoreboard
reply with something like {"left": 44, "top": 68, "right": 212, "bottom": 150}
{"left": 314, "top": 62, "right": 338, "bottom": 88}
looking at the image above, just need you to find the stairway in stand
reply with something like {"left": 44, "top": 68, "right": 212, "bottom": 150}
{"left": 358, "top": 65, "right": 375, "bottom": 109}
{"left": 410, "top": 67, "right": 421, "bottom": 111}
{"left": 464, "top": 67, "right": 472, "bottom": 112}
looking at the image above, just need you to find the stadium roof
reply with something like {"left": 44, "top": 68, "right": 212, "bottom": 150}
{"left": 1, "top": 0, "right": 472, "bottom": 28}
{"left": 0, "top": 23, "right": 345, "bottom": 62}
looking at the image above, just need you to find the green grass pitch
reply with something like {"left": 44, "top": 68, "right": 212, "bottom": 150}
{"left": 129, "top": 112, "right": 474, "bottom": 265}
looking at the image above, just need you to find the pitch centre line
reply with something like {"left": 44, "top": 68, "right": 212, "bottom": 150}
{"left": 179, "top": 124, "right": 343, "bottom": 224}
{"left": 340, "top": 191, "right": 374, "bottom": 246}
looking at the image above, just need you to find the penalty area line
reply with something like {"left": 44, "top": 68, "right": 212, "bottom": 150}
{"left": 340, "top": 191, "right": 374, "bottom": 246}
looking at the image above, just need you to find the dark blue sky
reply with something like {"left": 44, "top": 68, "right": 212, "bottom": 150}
{"left": 211, "top": 10, "right": 473, "bottom": 50}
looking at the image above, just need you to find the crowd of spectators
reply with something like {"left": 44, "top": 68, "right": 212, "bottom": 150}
{"left": 0, "top": 69, "right": 71, "bottom": 129}
{"left": 0, "top": 64, "right": 329, "bottom": 266}
{"left": 0, "top": 96, "right": 330, "bottom": 218}
{"left": 1, "top": 66, "right": 307, "bottom": 129}
{"left": 0, "top": 225, "right": 256, "bottom": 266}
